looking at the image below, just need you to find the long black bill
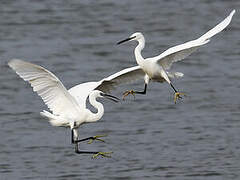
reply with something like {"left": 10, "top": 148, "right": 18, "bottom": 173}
{"left": 117, "top": 36, "right": 136, "bottom": 45}
{"left": 101, "top": 93, "right": 120, "bottom": 103}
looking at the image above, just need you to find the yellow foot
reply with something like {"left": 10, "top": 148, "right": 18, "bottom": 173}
{"left": 92, "top": 151, "right": 113, "bottom": 159}
{"left": 122, "top": 90, "right": 136, "bottom": 100}
{"left": 88, "top": 134, "right": 107, "bottom": 144}
{"left": 174, "top": 92, "right": 186, "bottom": 104}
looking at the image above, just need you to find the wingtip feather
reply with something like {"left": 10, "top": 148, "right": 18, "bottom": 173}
{"left": 8, "top": 59, "right": 30, "bottom": 71}
{"left": 8, "top": 59, "right": 19, "bottom": 68}
{"left": 231, "top": 9, "right": 236, "bottom": 16}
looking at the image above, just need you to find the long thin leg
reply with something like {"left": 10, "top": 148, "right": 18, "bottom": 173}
{"left": 71, "top": 129, "right": 106, "bottom": 144}
{"left": 75, "top": 143, "right": 98, "bottom": 154}
{"left": 170, "top": 83, "right": 185, "bottom": 104}
{"left": 74, "top": 135, "right": 106, "bottom": 144}
{"left": 134, "top": 83, "right": 147, "bottom": 94}
{"left": 71, "top": 128, "right": 76, "bottom": 144}
{"left": 74, "top": 134, "right": 112, "bottom": 158}
{"left": 170, "top": 83, "right": 178, "bottom": 93}
{"left": 75, "top": 136, "right": 95, "bottom": 143}
{"left": 123, "top": 84, "right": 147, "bottom": 99}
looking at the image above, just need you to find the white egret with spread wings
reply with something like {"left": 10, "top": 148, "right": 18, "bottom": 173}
{"left": 117, "top": 10, "right": 235, "bottom": 103}
{"left": 9, "top": 59, "right": 145, "bottom": 158}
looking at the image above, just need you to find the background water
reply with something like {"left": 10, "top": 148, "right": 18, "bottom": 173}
{"left": 0, "top": 1, "right": 240, "bottom": 179}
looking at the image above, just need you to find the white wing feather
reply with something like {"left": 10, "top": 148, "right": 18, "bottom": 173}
{"left": 97, "top": 66, "right": 145, "bottom": 92}
{"left": 153, "top": 10, "right": 235, "bottom": 70}
{"left": 69, "top": 66, "right": 145, "bottom": 107}
{"left": 8, "top": 59, "right": 82, "bottom": 116}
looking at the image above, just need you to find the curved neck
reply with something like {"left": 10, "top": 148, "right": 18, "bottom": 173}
{"left": 134, "top": 38, "right": 145, "bottom": 66}
{"left": 86, "top": 94, "right": 104, "bottom": 123}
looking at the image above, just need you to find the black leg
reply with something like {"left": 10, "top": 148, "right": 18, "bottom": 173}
{"left": 72, "top": 129, "right": 94, "bottom": 144}
{"left": 74, "top": 143, "right": 98, "bottom": 154}
{"left": 170, "top": 83, "right": 178, "bottom": 93}
{"left": 72, "top": 130, "right": 106, "bottom": 144}
{"left": 122, "top": 84, "right": 148, "bottom": 100}
{"left": 134, "top": 83, "right": 147, "bottom": 94}
{"left": 170, "top": 83, "right": 186, "bottom": 104}
{"left": 74, "top": 136, "right": 97, "bottom": 143}
{"left": 74, "top": 137, "right": 112, "bottom": 158}
{"left": 71, "top": 129, "right": 75, "bottom": 144}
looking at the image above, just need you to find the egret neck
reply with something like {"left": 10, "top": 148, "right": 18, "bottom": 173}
{"left": 86, "top": 93, "right": 104, "bottom": 123}
{"left": 135, "top": 37, "right": 145, "bottom": 67}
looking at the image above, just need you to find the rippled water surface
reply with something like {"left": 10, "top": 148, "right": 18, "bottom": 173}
{"left": 0, "top": 1, "right": 240, "bottom": 179}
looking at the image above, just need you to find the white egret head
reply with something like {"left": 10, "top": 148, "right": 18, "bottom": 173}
{"left": 117, "top": 32, "right": 144, "bottom": 45}
{"left": 90, "top": 90, "right": 119, "bottom": 103}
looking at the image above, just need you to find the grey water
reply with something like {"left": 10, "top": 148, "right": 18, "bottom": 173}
{"left": 0, "top": 0, "right": 240, "bottom": 179}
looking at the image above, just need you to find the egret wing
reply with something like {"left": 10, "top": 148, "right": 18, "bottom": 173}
{"left": 97, "top": 66, "right": 145, "bottom": 92}
{"left": 68, "top": 66, "right": 145, "bottom": 107}
{"left": 153, "top": 10, "right": 235, "bottom": 70}
{"left": 8, "top": 59, "right": 82, "bottom": 116}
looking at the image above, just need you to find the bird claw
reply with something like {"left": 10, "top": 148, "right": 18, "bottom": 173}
{"left": 174, "top": 92, "right": 186, "bottom": 104}
{"left": 92, "top": 151, "right": 113, "bottom": 159}
{"left": 88, "top": 134, "right": 107, "bottom": 144}
{"left": 122, "top": 90, "right": 136, "bottom": 100}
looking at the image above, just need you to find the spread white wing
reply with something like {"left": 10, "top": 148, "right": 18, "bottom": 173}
{"left": 69, "top": 66, "right": 145, "bottom": 107}
{"left": 8, "top": 59, "right": 82, "bottom": 116}
{"left": 152, "top": 10, "right": 235, "bottom": 70}
{"left": 97, "top": 65, "right": 145, "bottom": 92}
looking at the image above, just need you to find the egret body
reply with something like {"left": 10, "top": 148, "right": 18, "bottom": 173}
{"left": 117, "top": 10, "right": 235, "bottom": 103}
{"left": 9, "top": 59, "right": 120, "bottom": 158}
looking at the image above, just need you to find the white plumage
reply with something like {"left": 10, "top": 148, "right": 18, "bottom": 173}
{"left": 153, "top": 10, "right": 235, "bottom": 70}
{"left": 117, "top": 10, "right": 235, "bottom": 103}
{"left": 8, "top": 59, "right": 82, "bottom": 119}
{"left": 8, "top": 59, "right": 123, "bottom": 156}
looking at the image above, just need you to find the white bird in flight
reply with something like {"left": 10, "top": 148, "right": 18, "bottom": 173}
{"left": 9, "top": 59, "right": 131, "bottom": 158}
{"left": 117, "top": 10, "right": 235, "bottom": 103}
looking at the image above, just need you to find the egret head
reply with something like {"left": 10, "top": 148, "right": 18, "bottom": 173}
{"left": 117, "top": 32, "right": 144, "bottom": 45}
{"left": 91, "top": 90, "right": 120, "bottom": 103}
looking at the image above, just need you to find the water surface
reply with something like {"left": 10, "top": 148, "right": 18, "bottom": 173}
{"left": 0, "top": 1, "right": 240, "bottom": 179}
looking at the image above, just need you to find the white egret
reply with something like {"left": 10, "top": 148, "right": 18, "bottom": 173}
{"left": 8, "top": 59, "right": 124, "bottom": 158}
{"left": 117, "top": 10, "right": 235, "bottom": 103}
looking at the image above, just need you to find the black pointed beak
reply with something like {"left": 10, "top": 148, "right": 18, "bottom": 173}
{"left": 117, "top": 36, "right": 136, "bottom": 45}
{"left": 101, "top": 93, "right": 120, "bottom": 103}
